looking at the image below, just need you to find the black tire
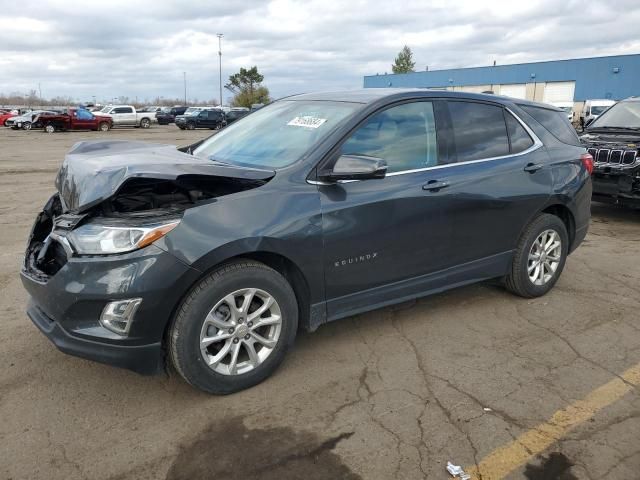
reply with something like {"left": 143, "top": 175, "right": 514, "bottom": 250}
{"left": 169, "top": 260, "right": 298, "bottom": 394}
{"left": 99, "top": 122, "right": 110, "bottom": 132}
{"left": 44, "top": 123, "right": 55, "bottom": 134}
{"left": 186, "top": 122, "right": 196, "bottom": 130}
{"left": 22, "top": 122, "right": 32, "bottom": 131}
{"left": 505, "top": 213, "right": 569, "bottom": 298}
{"left": 140, "top": 118, "right": 151, "bottom": 129}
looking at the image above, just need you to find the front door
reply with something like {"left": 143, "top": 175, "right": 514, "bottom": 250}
{"left": 319, "top": 101, "right": 457, "bottom": 319}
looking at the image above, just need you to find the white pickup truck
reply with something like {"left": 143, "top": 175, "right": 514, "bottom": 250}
{"left": 94, "top": 105, "right": 156, "bottom": 128}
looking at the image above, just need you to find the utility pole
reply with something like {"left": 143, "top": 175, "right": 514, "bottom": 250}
{"left": 183, "top": 71, "right": 187, "bottom": 105}
{"left": 217, "top": 33, "right": 223, "bottom": 106}
{"left": 38, "top": 83, "right": 42, "bottom": 103}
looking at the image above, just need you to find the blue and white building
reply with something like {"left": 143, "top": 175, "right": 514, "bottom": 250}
{"left": 364, "top": 54, "right": 640, "bottom": 114}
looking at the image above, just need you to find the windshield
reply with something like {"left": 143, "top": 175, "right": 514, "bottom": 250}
{"left": 589, "top": 102, "right": 640, "bottom": 129}
{"left": 184, "top": 108, "right": 201, "bottom": 115}
{"left": 100, "top": 106, "right": 112, "bottom": 113}
{"left": 590, "top": 105, "right": 609, "bottom": 116}
{"left": 558, "top": 106, "right": 572, "bottom": 113}
{"left": 193, "top": 100, "right": 359, "bottom": 169}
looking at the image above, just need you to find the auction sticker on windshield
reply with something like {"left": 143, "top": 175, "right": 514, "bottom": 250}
{"left": 287, "top": 116, "right": 327, "bottom": 129}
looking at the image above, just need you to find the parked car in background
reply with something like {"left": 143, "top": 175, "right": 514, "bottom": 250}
{"left": 175, "top": 108, "right": 226, "bottom": 130}
{"left": 250, "top": 103, "right": 265, "bottom": 112}
{"left": 171, "top": 106, "right": 188, "bottom": 116}
{"left": 157, "top": 106, "right": 190, "bottom": 125}
{"left": 0, "top": 109, "right": 16, "bottom": 126}
{"left": 5, "top": 110, "right": 57, "bottom": 130}
{"left": 138, "top": 106, "right": 163, "bottom": 113}
{"left": 41, "top": 108, "right": 112, "bottom": 133}
{"left": 581, "top": 97, "right": 640, "bottom": 208}
{"left": 94, "top": 105, "right": 156, "bottom": 128}
{"left": 156, "top": 109, "right": 175, "bottom": 125}
{"left": 550, "top": 102, "right": 574, "bottom": 123}
{"left": 21, "top": 89, "right": 591, "bottom": 394}
{"left": 580, "top": 99, "right": 615, "bottom": 128}
{"left": 225, "top": 107, "right": 250, "bottom": 125}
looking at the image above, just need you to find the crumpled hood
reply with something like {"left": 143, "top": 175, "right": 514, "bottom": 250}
{"left": 55, "top": 140, "right": 275, "bottom": 213}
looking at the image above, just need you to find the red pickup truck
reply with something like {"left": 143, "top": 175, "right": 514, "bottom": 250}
{"left": 0, "top": 109, "right": 16, "bottom": 126}
{"left": 42, "top": 108, "right": 113, "bottom": 133}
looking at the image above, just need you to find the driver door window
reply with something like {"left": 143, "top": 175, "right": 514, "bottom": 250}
{"left": 341, "top": 102, "right": 438, "bottom": 173}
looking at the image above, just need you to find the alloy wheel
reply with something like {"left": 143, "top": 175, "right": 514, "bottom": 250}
{"left": 199, "top": 288, "right": 282, "bottom": 376}
{"left": 527, "top": 229, "right": 562, "bottom": 286}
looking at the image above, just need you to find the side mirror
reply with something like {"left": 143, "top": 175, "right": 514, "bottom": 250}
{"left": 320, "top": 154, "right": 387, "bottom": 182}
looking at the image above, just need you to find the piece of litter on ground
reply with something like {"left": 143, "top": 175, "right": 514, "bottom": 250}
{"left": 483, "top": 407, "right": 492, "bottom": 412}
{"left": 446, "top": 461, "right": 471, "bottom": 479}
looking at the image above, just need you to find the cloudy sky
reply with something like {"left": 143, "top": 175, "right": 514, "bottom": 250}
{"left": 1, "top": 0, "right": 639, "bottom": 104}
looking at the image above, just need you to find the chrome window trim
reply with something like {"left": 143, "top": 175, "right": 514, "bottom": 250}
{"left": 308, "top": 106, "right": 542, "bottom": 185}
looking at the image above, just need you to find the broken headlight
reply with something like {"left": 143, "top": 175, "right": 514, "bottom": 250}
{"left": 67, "top": 220, "right": 180, "bottom": 255}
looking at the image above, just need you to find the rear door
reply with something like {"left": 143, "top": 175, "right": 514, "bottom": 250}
{"left": 207, "top": 110, "right": 222, "bottom": 128}
{"left": 424, "top": 100, "right": 552, "bottom": 268}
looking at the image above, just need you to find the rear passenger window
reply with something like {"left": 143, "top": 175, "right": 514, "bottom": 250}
{"left": 341, "top": 102, "right": 437, "bottom": 173}
{"left": 519, "top": 105, "right": 580, "bottom": 146}
{"left": 505, "top": 112, "right": 534, "bottom": 153}
{"left": 448, "top": 101, "right": 509, "bottom": 162}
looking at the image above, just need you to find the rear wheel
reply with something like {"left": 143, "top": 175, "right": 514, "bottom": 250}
{"left": 505, "top": 213, "right": 568, "bottom": 298}
{"left": 169, "top": 260, "right": 298, "bottom": 394}
{"left": 22, "top": 122, "right": 32, "bottom": 131}
{"left": 99, "top": 122, "right": 110, "bottom": 132}
{"left": 44, "top": 123, "right": 55, "bottom": 134}
{"left": 140, "top": 118, "right": 151, "bottom": 129}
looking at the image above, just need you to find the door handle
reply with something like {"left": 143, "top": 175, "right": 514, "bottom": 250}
{"left": 422, "top": 180, "right": 450, "bottom": 192}
{"left": 524, "top": 162, "right": 543, "bottom": 173}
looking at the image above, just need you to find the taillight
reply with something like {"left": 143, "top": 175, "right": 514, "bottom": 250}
{"left": 581, "top": 153, "right": 594, "bottom": 175}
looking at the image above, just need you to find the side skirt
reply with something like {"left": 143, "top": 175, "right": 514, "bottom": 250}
{"left": 308, "top": 251, "right": 513, "bottom": 330}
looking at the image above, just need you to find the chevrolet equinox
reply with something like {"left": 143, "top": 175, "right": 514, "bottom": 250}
{"left": 21, "top": 89, "right": 592, "bottom": 394}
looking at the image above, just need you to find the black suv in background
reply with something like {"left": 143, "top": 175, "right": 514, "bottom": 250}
{"left": 156, "top": 106, "right": 188, "bottom": 125}
{"left": 580, "top": 97, "right": 640, "bottom": 207}
{"left": 175, "top": 108, "right": 226, "bottom": 130}
{"left": 225, "top": 108, "right": 250, "bottom": 124}
{"left": 21, "top": 89, "right": 592, "bottom": 394}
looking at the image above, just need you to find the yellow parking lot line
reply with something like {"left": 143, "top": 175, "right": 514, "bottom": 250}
{"left": 465, "top": 362, "right": 640, "bottom": 480}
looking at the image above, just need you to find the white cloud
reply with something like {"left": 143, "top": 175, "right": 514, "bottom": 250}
{"left": 0, "top": 0, "right": 638, "bottom": 104}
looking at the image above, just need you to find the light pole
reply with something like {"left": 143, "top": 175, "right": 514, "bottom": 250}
{"left": 217, "top": 33, "right": 223, "bottom": 106}
{"left": 183, "top": 71, "right": 187, "bottom": 105}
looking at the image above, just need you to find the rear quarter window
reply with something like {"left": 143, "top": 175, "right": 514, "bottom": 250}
{"left": 519, "top": 104, "right": 580, "bottom": 146}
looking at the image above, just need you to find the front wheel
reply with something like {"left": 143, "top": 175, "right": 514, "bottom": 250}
{"left": 169, "top": 260, "right": 298, "bottom": 394}
{"left": 22, "top": 122, "right": 32, "bottom": 131}
{"left": 505, "top": 213, "right": 568, "bottom": 298}
{"left": 186, "top": 122, "right": 196, "bottom": 130}
{"left": 99, "top": 122, "right": 110, "bottom": 132}
{"left": 44, "top": 123, "right": 55, "bottom": 134}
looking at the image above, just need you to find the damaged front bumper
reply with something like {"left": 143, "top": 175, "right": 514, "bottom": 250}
{"left": 21, "top": 233, "right": 201, "bottom": 375}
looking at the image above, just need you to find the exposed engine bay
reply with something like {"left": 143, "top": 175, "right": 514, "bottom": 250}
{"left": 24, "top": 174, "right": 270, "bottom": 279}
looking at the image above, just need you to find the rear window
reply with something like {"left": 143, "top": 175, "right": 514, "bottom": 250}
{"left": 505, "top": 112, "right": 534, "bottom": 153}
{"left": 519, "top": 105, "right": 580, "bottom": 145}
{"left": 448, "top": 101, "right": 510, "bottom": 162}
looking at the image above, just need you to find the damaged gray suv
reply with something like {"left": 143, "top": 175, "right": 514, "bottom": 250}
{"left": 21, "top": 89, "right": 592, "bottom": 394}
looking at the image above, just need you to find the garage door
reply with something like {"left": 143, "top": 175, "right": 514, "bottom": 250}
{"left": 456, "top": 85, "right": 491, "bottom": 94}
{"left": 543, "top": 81, "right": 575, "bottom": 103}
{"left": 499, "top": 84, "right": 526, "bottom": 99}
